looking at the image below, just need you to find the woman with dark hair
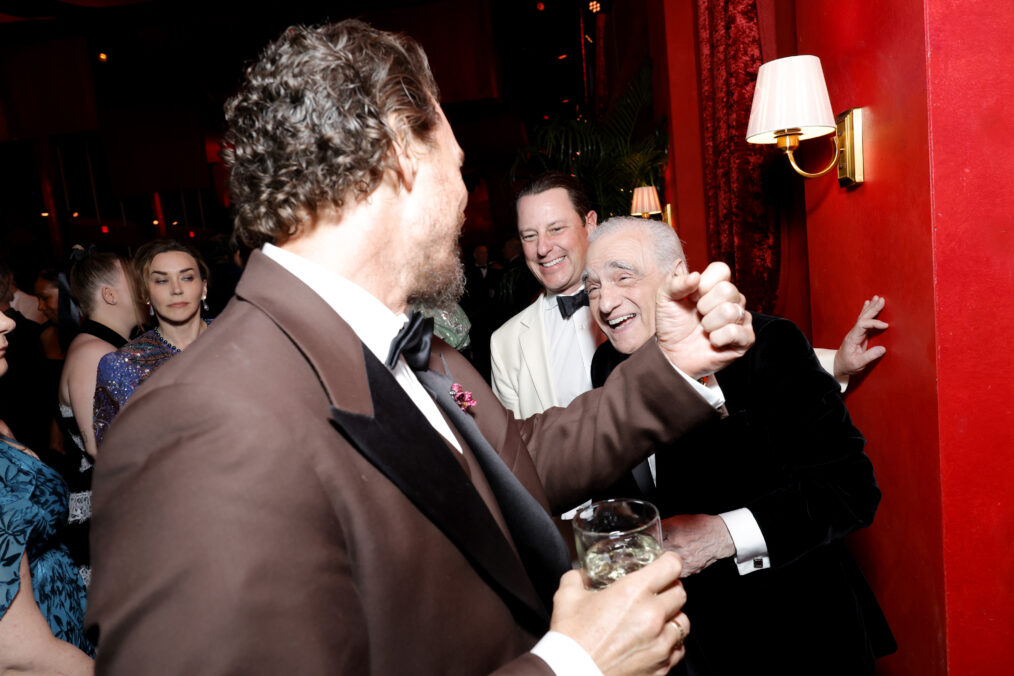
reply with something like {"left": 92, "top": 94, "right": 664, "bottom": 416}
{"left": 61, "top": 250, "right": 139, "bottom": 457}
{"left": 0, "top": 311, "right": 94, "bottom": 674}
{"left": 55, "top": 249, "right": 140, "bottom": 585}
{"left": 93, "top": 240, "right": 210, "bottom": 448}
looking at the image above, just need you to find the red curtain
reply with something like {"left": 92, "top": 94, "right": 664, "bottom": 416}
{"left": 695, "top": 0, "right": 779, "bottom": 313}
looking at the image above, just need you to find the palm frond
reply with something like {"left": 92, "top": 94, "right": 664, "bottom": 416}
{"left": 514, "top": 64, "right": 668, "bottom": 219}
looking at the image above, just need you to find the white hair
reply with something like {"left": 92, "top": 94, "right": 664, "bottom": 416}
{"left": 588, "top": 216, "right": 686, "bottom": 272}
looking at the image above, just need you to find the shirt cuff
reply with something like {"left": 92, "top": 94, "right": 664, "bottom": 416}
{"left": 718, "top": 508, "right": 770, "bottom": 575}
{"left": 560, "top": 499, "right": 592, "bottom": 521}
{"left": 814, "top": 348, "right": 848, "bottom": 393}
{"left": 671, "top": 364, "right": 726, "bottom": 410}
{"left": 530, "top": 632, "right": 604, "bottom": 676}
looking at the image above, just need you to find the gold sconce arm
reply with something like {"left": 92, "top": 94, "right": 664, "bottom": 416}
{"left": 746, "top": 51, "right": 863, "bottom": 187}
{"left": 775, "top": 129, "right": 840, "bottom": 178}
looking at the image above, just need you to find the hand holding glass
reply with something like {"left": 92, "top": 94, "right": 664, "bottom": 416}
{"left": 573, "top": 499, "right": 663, "bottom": 589}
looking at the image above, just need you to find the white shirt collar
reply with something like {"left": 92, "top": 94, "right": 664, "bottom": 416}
{"left": 261, "top": 243, "right": 407, "bottom": 365}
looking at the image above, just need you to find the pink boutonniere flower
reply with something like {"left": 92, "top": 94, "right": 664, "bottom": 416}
{"left": 450, "top": 383, "right": 477, "bottom": 413}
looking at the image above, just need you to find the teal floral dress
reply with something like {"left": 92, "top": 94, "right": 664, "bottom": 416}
{"left": 1, "top": 434, "right": 93, "bottom": 654}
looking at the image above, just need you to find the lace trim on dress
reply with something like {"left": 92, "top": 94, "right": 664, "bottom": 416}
{"left": 58, "top": 403, "right": 85, "bottom": 453}
{"left": 68, "top": 490, "right": 91, "bottom": 524}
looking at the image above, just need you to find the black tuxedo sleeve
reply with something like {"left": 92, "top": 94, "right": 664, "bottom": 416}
{"left": 738, "top": 317, "right": 881, "bottom": 568}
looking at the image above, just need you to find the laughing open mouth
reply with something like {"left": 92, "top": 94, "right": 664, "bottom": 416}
{"left": 607, "top": 313, "right": 636, "bottom": 329}
{"left": 540, "top": 256, "right": 565, "bottom": 268}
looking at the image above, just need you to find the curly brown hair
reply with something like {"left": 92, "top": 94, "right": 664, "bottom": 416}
{"left": 223, "top": 20, "right": 442, "bottom": 248}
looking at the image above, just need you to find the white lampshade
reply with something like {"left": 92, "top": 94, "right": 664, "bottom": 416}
{"left": 746, "top": 55, "right": 836, "bottom": 144}
{"left": 630, "top": 186, "right": 662, "bottom": 215}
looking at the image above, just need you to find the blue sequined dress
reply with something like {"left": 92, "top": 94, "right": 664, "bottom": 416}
{"left": 93, "top": 325, "right": 195, "bottom": 448}
{"left": 0, "top": 434, "right": 93, "bottom": 654}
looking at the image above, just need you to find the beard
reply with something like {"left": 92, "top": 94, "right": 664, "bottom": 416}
{"left": 405, "top": 235, "right": 466, "bottom": 311}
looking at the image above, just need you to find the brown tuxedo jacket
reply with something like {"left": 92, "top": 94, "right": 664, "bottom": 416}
{"left": 87, "top": 251, "right": 715, "bottom": 675}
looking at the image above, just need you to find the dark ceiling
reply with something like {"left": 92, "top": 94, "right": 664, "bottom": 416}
{"left": 0, "top": 0, "right": 629, "bottom": 257}
{"left": 0, "top": 0, "right": 595, "bottom": 137}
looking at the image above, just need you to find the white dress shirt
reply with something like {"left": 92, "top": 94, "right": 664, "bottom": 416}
{"left": 262, "top": 244, "right": 600, "bottom": 675}
{"left": 262, "top": 244, "right": 461, "bottom": 453}
{"left": 543, "top": 290, "right": 601, "bottom": 407}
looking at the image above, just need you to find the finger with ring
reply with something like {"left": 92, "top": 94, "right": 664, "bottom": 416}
{"left": 669, "top": 619, "right": 685, "bottom": 648}
{"left": 702, "top": 302, "right": 748, "bottom": 333}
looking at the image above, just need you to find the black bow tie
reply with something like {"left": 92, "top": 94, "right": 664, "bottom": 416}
{"left": 386, "top": 311, "right": 433, "bottom": 371}
{"left": 557, "top": 289, "right": 589, "bottom": 319}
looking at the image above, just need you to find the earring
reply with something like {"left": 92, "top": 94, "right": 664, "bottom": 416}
{"left": 148, "top": 302, "right": 154, "bottom": 317}
{"left": 201, "top": 296, "right": 209, "bottom": 313}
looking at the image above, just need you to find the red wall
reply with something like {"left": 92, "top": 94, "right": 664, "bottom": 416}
{"left": 797, "top": 2, "right": 943, "bottom": 673}
{"left": 924, "top": 1, "right": 1014, "bottom": 672}
{"left": 797, "top": 1, "right": 1014, "bottom": 673}
{"left": 655, "top": 0, "right": 711, "bottom": 272}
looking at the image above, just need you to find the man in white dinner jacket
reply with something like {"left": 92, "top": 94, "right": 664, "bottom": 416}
{"left": 490, "top": 172, "right": 887, "bottom": 424}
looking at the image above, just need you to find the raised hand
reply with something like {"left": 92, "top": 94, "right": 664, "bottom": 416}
{"left": 833, "top": 295, "right": 888, "bottom": 379}
{"left": 550, "top": 552, "right": 690, "bottom": 676}
{"left": 654, "top": 262, "right": 755, "bottom": 379}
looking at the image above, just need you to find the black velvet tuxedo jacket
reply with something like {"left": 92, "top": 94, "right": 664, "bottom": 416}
{"left": 87, "top": 251, "right": 718, "bottom": 675}
{"left": 591, "top": 314, "right": 896, "bottom": 676}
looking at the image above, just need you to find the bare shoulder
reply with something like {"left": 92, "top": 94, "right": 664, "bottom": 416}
{"left": 66, "top": 333, "right": 118, "bottom": 362}
{"left": 64, "top": 334, "right": 118, "bottom": 376}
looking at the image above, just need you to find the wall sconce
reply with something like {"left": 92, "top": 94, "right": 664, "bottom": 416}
{"left": 630, "top": 185, "right": 673, "bottom": 224}
{"left": 746, "top": 55, "right": 863, "bottom": 187}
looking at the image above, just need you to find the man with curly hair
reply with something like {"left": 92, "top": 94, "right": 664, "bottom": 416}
{"left": 87, "top": 20, "right": 756, "bottom": 675}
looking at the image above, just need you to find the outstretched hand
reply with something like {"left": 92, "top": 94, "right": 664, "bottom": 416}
{"left": 654, "top": 262, "right": 755, "bottom": 379}
{"left": 833, "top": 295, "right": 888, "bottom": 379}
{"left": 550, "top": 552, "right": 690, "bottom": 676}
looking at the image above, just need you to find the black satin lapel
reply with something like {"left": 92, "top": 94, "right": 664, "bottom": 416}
{"left": 415, "top": 364, "right": 571, "bottom": 611}
{"left": 329, "top": 346, "right": 549, "bottom": 634}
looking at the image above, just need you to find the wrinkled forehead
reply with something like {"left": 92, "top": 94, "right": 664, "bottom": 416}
{"left": 586, "top": 229, "right": 655, "bottom": 276}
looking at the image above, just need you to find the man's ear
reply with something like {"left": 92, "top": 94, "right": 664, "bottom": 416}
{"left": 101, "top": 286, "right": 116, "bottom": 305}
{"left": 672, "top": 259, "right": 688, "bottom": 277}
{"left": 585, "top": 210, "right": 598, "bottom": 229}
{"left": 390, "top": 129, "right": 419, "bottom": 193}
